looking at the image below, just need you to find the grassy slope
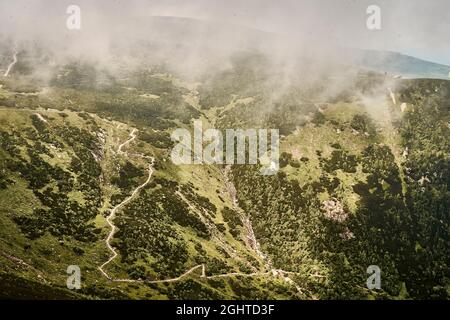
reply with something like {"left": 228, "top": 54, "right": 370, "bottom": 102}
{"left": 0, "top": 83, "right": 295, "bottom": 299}
{"left": 0, "top": 55, "right": 448, "bottom": 299}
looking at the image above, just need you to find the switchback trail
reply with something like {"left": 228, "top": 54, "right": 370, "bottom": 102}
{"left": 98, "top": 129, "right": 155, "bottom": 280}
{"left": 98, "top": 130, "right": 316, "bottom": 290}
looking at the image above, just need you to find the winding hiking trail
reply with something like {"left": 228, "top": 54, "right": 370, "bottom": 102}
{"left": 97, "top": 129, "right": 204, "bottom": 284}
{"left": 97, "top": 129, "right": 273, "bottom": 283}
{"left": 98, "top": 129, "right": 316, "bottom": 291}
{"left": 98, "top": 129, "right": 155, "bottom": 280}
{"left": 4, "top": 46, "right": 18, "bottom": 77}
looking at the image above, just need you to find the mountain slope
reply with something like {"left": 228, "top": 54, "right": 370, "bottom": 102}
{"left": 0, "top": 37, "right": 449, "bottom": 299}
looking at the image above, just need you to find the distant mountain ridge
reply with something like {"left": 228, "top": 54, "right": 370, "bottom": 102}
{"left": 133, "top": 16, "right": 450, "bottom": 80}
{"left": 349, "top": 49, "right": 450, "bottom": 80}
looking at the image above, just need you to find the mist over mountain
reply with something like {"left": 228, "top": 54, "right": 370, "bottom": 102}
{"left": 1, "top": 14, "right": 448, "bottom": 88}
{"left": 0, "top": 1, "right": 449, "bottom": 301}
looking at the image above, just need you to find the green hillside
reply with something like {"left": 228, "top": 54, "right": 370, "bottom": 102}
{"left": 0, "top": 47, "right": 448, "bottom": 300}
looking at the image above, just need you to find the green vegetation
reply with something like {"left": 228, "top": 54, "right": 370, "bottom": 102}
{"left": 0, "top": 51, "right": 448, "bottom": 300}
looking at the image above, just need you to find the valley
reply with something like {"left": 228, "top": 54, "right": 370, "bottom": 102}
{"left": 0, "top": 32, "right": 448, "bottom": 300}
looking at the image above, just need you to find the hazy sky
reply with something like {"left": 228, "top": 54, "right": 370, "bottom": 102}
{"left": 1, "top": 0, "right": 449, "bottom": 65}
